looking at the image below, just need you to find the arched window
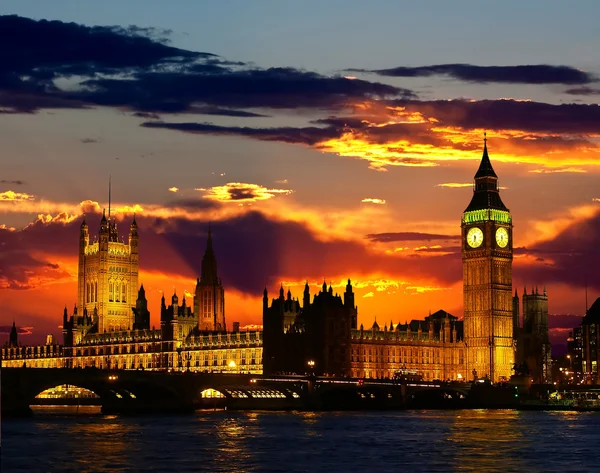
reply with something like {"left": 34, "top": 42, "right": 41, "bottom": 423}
{"left": 86, "top": 283, "right": 90, "bottom": 303}
{"left": 122, "top": 283, "right": 126, "bottom": 303}
{"left": 94, "top": 282, "right": 98, "bottom": 303}
{"left": 116, "top": 280, "right": 120, "bottom": 302}
{"left": 109, "top": 282, "right": 114, "bottom": 302}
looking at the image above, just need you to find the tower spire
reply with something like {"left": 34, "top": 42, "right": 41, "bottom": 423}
{"left": 108, "top": 175, "right": 112, "bottom": 219}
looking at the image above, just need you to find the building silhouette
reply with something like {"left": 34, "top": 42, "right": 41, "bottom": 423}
{"left": 514, "top": 286, "right": 552, "bottom": 383}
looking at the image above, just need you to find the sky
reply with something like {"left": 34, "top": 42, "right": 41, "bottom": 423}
{"left": 1, "top": 2, "right": 600, "bottom": 352}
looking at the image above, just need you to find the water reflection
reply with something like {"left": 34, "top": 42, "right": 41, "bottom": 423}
{"left": 5, "top": 410, "right": 600, "bottom": 472}
{"left": 447, "top": 410, "right": 527, "bottom": 471}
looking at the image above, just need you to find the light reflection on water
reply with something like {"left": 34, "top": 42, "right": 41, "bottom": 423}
{"left": 3, "top": 410, "right": 600, "bottom": 472}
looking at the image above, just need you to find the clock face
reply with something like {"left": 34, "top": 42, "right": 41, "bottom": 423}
{"left": 466, "top": 227, "right": 484, "bottom": 248}
{"left": 496, "top": 227, "right": 509, "bottom": 248}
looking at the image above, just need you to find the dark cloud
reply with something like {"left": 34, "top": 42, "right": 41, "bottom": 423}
{"left": 0, "top": 325, "right": 33, "bottom": 335}
{"left": 353, "top": 64, "right": 596, "bottom": 85}
{"left": 77, "top": 67, "right": 411, "bottom": 114}
{"left": 0, "top": 15, "right": 200, "bottom": 79}
{"left": 132, "top": 111, "right": 161, "bottom": 119}
{"left": 514, "top": 209, "right": 600, "bottom": 292}
{"left": 0, "top": 179, "right": 25, "bottom": 185}
{"left": 367, "top": 232, "right": 461, "bottom": 242}
{"left": 80, "top": 138, "right": 97, "bottom": 144}
{"left": 0, "top": 15, "right": 415, "bottom": 115}
{"left": 142, "top": 99, "right": 600, "bottom": 156}
{"left": 141, "top": 121, "right": 339, "bottom": 146}
{"left": 564, "top": 86, "right": 600, "bottom": 96}
{"left": 391, "top": 99, "right": 600, "bottom": 135}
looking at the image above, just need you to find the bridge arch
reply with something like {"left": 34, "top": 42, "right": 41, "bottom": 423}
{"left": 33, "top": 384, "right": 100, "bottom": 404}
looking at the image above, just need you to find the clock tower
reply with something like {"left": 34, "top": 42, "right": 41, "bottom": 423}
{"left": 462, "top": 135, "right": 514, "bottom": 382}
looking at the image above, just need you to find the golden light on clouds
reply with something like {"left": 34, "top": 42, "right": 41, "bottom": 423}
{"left": 436, "top": 183, "right": 472, "bottom": 188}
{"left": 0, "top": 191, "right": 35, "bottom": 201}
{"left": 361, "top": 198, "right": 386, "bottom": 204}
{"left": 529, "top": 168, "right": 587, "bottom": 174}
{"left": 199, "top": 182, "right": 293, "bottom": 203}
{"left": 312, "top": 104, "right": 600, "bottom": 171}
{"left": 168, "top": 187, "right": 179, "bottom": 192}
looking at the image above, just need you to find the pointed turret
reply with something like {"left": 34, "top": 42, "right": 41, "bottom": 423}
{"left": 474, "top": 133, "right": 497, "bottom": 179}
{"left": 464, "top": 133, "right": 508, "bottom": 212}
{"left": 322, "top": 279, "right": 327, "bottom": 293}
{"left": 200, "top": 226, "right": 219, "bottom": 284}
{"left": 9, "top": 321, "right": 18, "bottom": 347}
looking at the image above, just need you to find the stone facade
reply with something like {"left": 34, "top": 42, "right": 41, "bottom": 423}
{"left": 462, "top": 137, "right": 515, "bottom": 382}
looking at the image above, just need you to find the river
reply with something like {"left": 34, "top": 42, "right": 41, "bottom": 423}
{"left": 2, "top": 408, "right": 598, "bottom": 472}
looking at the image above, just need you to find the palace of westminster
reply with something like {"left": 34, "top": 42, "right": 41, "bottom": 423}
{"left": 1, "top": 140, "right": 552, "bottom": 384}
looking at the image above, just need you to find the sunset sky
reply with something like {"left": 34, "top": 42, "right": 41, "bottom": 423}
{"left": 1, "top": 1, "right": 600, "bottom": 352}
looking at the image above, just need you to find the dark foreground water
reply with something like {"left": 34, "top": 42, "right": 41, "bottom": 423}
{"left": 2, "top": 408, "right": 600, "bottom": 472}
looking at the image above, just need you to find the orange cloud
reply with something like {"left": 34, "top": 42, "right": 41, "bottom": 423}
{"left": 0, "top": 191, "right": 35, "bottom": 201}
{"left": 530, "top": 168, "right": 587, "bottom": 174}
{"left": 168, "top": 187, "right": 179, "bottom": 192}
{"left": 199, "top": 182, "right": 293, "bottom": 203}
{"left": 436, "top": 183, "right": 472, "bottom": 188}
{"left": 361, "top": 198, "right": 386, "bottom": 204}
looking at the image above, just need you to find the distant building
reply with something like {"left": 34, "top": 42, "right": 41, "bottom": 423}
{"left": 263, "top": 280, "right": 466, "bottom": 380}
{"left": 580, "top": 298, "right": 600, "bottom": 383}
{"left": 514, "top": 286, "right": 552, "bottom": 383}
{"left": 2, "top": 208, "right": 262, "bottom": 373}
{"left": 567, "top": 326, "right": 583, "bottom": 377}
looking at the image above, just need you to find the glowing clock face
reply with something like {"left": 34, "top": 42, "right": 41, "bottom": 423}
{"left": 496, "top": 227, "right": 509, "bottom": 248}
{"left": 466, "top": 227, "right": 483, "bottom": 248}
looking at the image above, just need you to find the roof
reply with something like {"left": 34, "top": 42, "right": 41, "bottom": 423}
{"left": 474, "top": 142, "right": 497, "bottom": 179}
{"left": 464, "top": 141, "right": 508, "bottom": 212}
{"left": 583, "top": 297, "right": 600, "bottom": 325}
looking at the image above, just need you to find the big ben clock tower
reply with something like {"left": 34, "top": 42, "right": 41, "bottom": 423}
{"left": 462, "top": 134, "right": 514, "bottom": 382}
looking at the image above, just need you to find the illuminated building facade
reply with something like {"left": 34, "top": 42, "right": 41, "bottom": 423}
{"left": 1, "top": 214, "right": 262, "bottom": 374}
{"left": 78, "top": 210, "right": 139, "bottom": 335}
{"left": 462, "top": 136, "right": 514, "bottom": 382}
{"left": 263, "top": 281, "right": 466, "bottom": 380}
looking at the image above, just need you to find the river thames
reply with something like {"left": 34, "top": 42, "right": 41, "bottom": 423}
{"left": 2, "top": 409, "right": 599, "bottom": 472}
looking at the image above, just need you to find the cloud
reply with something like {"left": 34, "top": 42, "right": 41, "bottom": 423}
{"left": 80, "top": 138, "right": 97, "bottom": 144}
{"left": 0, "top": 15, "right": 203, "bottom": 113}
{"left": 564, "top": 86, "right": 600, "bottom": 96}
{"left": 529, "top": 168, "right": 587, "bottom": 174}
{"left": 436, "top": 183, "right": 472, "bottom": 188}
{"left": 168, "top": 187, "right": 179, "bottom": 193}
{"left": 141, "top": 99, "right": 600, "bottom": 171}
{"left": 354, "top": 64, "right": 595, "bottom": 85}
{"left": 515, "top": 208, "right": 600, "bottom": 291}
{"left": 367, "top": 232, "right": 461, "bottom": 243}
{"left": 363, "top": 292, "right": 374, "bottom": 298}
{"left": 361, "top": 198, "right": 386, "bottom": 205}
{"left": 199, "top": 182, "right": 293, "bottom": 203}
{"left": 0, "top": 191, "right": 35, "bottom": 201}
{"left": 0, "top": 179, "right": 25, "bottom": 185}
{"left": 0, "top": 325, "right": 33, "bottom": 335}
{"left": 0, "top": 210, "right": 463, "bottom": 298}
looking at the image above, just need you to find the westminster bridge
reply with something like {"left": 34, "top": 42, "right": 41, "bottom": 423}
{"left": 0, "top": 368, "right": 477, "bottom": 416}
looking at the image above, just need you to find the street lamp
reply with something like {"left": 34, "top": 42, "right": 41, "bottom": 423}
{"left": 307, "top": 359, "right": 315, "bottom": 375}
{"left": 228, "top": 360, "right": 237, "bottom": 370}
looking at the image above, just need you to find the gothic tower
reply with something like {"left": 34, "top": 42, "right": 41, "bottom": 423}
{"left": 462, "top": 135, "right": 514, "bottom": 382}
{"left": 194, "top": 227, "right": 226, "bottom": 331}
{"left": 77, "top": 182, "right": 139, "bottom": 333}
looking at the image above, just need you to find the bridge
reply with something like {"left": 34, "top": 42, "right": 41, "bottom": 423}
{"left": 0, "top": 368, "right": 474, "bottom": 416}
